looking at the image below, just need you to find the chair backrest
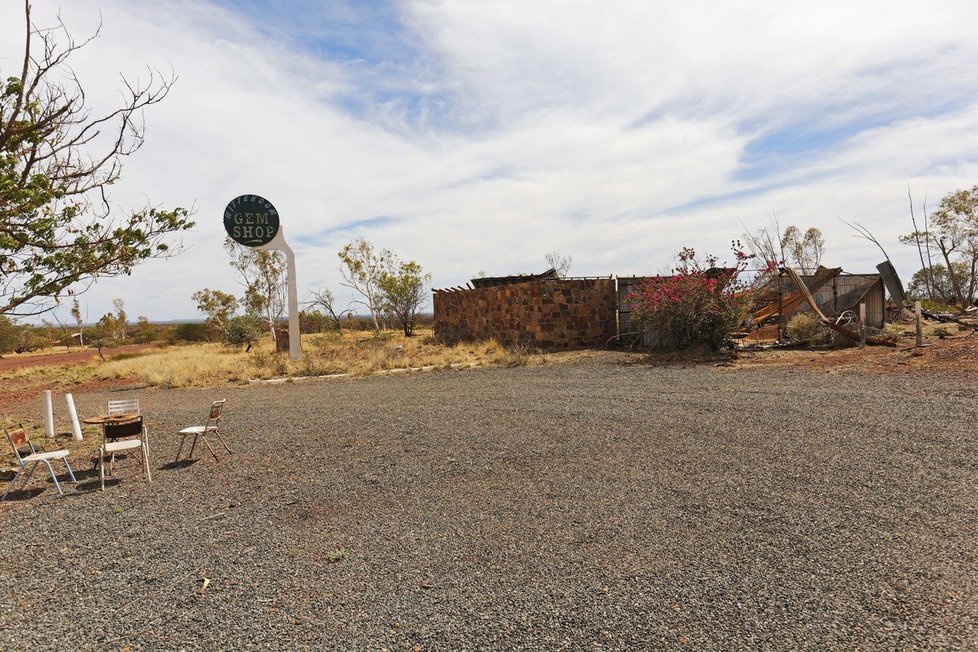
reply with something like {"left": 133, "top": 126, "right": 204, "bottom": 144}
{"left": 104, "top": 417, "right": 144, "bottom": 441}
{"left": 4, "top": 427, "right": 30, "bottom": 462}
{"left": 208, "top": 399, "right": 226, "bottom": 424}
{"left": 108, "top": 398, "right": 140, "bottom": 416}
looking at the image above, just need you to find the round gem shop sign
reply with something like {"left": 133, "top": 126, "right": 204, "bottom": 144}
{"left": 224, "top": 195, "right": 280, "bottom": 247}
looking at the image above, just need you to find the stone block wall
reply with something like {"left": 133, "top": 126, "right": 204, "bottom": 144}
{"left": 433, "top": 279, "right": 617, "bottom": 350}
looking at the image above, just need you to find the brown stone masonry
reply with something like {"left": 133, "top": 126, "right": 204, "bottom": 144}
{"left": 433, "top": 279, "right": 617, "bottom": 350}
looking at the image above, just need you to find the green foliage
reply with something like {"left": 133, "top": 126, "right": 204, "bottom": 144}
{"left": 97, "top": 300, "right": 129, "bottom": 341}
{"left": 133, "top": 316, "right": 159, "bottom": 344}
{"left": 299, "top": 309, "right": 334, "bottom": 334}
{"left": 224, "top": 315, "right": 262, "bottom": 349}
{"left": 192, "top": 288, "right": 238, "bottom": 339}
{"left": 225, "top": 238, "right": 285, "bottom": 337}
{"left": 338, "top": 238, "right": 391, "bottom": 330}
{"left": 0, "top": 315, "right": 22, "bottom": 354}
{"left": 378, "top": 259, "right": 431, "bottom": 336}
{"left": 627, "top": 246, "right": 754, "bottom": 351}
{"left": 901, "top": 186, "right": 978, "bottom": 309}
{"left": 906, "top": 263, "right": 964, "bottom": 306}
{"left": 170, "top": 322, "right": 211, "bottom": 343}
{"left": 743, "top": 223, "right": 825, "bottom": 275}
{"left": 0, "top": 6, "right": 194, "bottom": 317}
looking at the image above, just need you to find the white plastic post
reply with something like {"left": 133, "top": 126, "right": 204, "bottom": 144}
{"left": 42, "top": 390, "right": 55, "bottom": 437}
{"left": 65, "top": 393, "right": 83, "bottom": 441}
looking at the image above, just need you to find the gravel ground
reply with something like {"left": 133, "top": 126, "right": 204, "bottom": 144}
{"left": 1, "top": 354, "right": 976, "bottom": 650}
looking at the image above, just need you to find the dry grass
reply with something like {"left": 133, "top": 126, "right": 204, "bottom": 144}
{"left": 91, "top": 329, "right": 538, "bottom": 388}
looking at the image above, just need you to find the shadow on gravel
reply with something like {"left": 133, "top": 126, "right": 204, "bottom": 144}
{"left": 158, "top": 459, "right": 198, "bottom": 471}
{"left": 75, "top": 478, "right": 121, "bottom": 492}
{"left": 0, "top": 487, "right": 45, "bottom": 501}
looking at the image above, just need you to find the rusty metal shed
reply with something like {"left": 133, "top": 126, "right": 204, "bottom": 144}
{"left": 790, "top": 272, "right": 886, "bottom": 328}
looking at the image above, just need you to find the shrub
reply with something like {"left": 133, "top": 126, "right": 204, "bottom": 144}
{"left": 786, "top": 311, "right": 829, "bottom": 343}
{"left": 224, "top": 315, "right": 262, "bottom": 349}
{"left": 627, "top": 245, "right": 754, "bottom": 351}
{"left": 0, "top": 316, "right": 22, "bottom": 354}
{"left": 170, "top": 322, "right": 211, "bottom": 343}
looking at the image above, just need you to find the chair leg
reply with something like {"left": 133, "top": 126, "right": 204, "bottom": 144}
{"left": 143, "top": 445, "right": 152, "bottom": 483}
{"left": 143, "top": 428, "right": 152, "bottom": 482}
{"left": 200, "top": 436, "right": 220, "bottom": 462}
{"left": 188, "top": 433, "right": 200, "bottom": 459}
{"left": 43, "top": 460, "right": 64, "bottom": 496}
{"left": 63, "top": 458, "right": 78, "bottom": 484}
{"left": 17, "top": 461, "right": 38, "bottom": 492}
{"left": 100, "top": 446, "right": 106, "bottom": 491}
{"left": 174, "top": 434, "right": 188, "bottom": 463}
{"left": 214, "top": 429, "right": 232, "bottom": 454}
{"left": 1, "top": 465, "right": 26, "bottom": 501}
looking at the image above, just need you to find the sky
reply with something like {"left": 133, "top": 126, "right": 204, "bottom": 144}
{"left": 2, "top": 0, "right": 978, "bottom": 321}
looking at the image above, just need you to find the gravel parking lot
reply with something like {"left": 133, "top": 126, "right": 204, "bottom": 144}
{"left": 1, "top": 354, "right": 976, "bottom": 650}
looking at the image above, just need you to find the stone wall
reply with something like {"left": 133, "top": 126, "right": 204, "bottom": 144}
{"left": 433, "top": 279, "right": 617, "bottom": 350}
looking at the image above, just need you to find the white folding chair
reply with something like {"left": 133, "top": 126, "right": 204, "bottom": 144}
{"left": 175, "top": 399, "right": 231, "bottom": 463}
{"left": 101, "top": 397, "right": 142, "bottom": 471}
{"left": 99, "top": 416, "right": 152, "bottom": 491}
{"left": 107, "top": 398, "right": 140, "bottom": 416}
{"left": 2, "top": 426, "right": 77, "bottom": 500}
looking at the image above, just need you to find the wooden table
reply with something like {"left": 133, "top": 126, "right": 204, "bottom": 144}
{"left": 82, "top": 413, "right": 139, "bottom": 426}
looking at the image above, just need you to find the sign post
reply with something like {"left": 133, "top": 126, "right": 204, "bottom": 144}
{"left": 223, "top": 194, "right": 301, "bottom": 361}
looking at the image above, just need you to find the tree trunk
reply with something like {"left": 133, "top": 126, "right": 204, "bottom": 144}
{"left": 938, "top": 240, "right": 967, "bottom": 310}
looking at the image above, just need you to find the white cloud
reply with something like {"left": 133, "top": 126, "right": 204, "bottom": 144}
{"left": 2, "top": 0, "right": 977, "bottom": 321}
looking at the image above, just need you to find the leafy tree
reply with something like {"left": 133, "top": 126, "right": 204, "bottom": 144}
{"left": 225, "top": 237, "right": 286, "bottom": 340}
{"left": 192, "top": 288, "right": 238, "bottom": 339}
{"left": 112, "top": 298, "right": 127, "bottom": 340}
{"left": 544, "top": 251, "right": 573, "bottom": 278}
{"left": 378, "top": 258, "right": 431, "bottom": 336}
{"left": 0, "top": 3, "right": 194, "bottom": 317}
{"left": 743, "top": 222, "right": 825, "bottom": 275}
{"left": 0, "top": 315, "right": 22, "bottom": 354}
{"left": 901, "top": 186, "right": 978, "bottom": 309}
{"left": 70, "top": 298, "right": 84, "bottom": 345}
{"left": 338, "top": 238, "right": 391, "bottom": 331}
{"left": 906, "top": 263, "right": 967, "bottom": 306}
{"left": 133, "top": 315, "right": 156, "bottom": 343}
{"left": 781, "top": 226, "right": 825, "bottom": 274}
{"left": 171, "top": 321, "right": 210, "bottom": 343}
{"left": 224, "top": 314, "right": 262, "bottom": 350}
{"left": 95, "top": 299, "right": 127, "bottom": 342}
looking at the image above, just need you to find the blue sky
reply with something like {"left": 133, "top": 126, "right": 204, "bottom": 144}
{"left": 2, "top": 0, "right": 978, "bottom": 320}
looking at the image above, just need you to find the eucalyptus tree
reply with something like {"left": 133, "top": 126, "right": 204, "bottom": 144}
{"left": 0, "top": 2, "right": 193, "bottom": 317}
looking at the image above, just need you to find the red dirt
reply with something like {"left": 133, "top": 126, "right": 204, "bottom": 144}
{"left": 737, "top": 333, "right": 978, "bottom": 377}
{"left": 0, "top": 345, "right": 156, "bottom": 417}
{"left": 0, "top": 344, "right": 155, "bottom": 371}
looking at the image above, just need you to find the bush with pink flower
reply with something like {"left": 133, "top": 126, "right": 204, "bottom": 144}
{"left": 627, "top": 244, "right": 755, "bottom": 351}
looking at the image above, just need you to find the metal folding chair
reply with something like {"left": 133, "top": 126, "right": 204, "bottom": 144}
{"left": 99, "top": 416, "right": 152, "bottom": 491}
{"left": 2, "top": 426, "right": 77, "bottom": 500}
{"left": 175, "top": 399, "right": 231, "bottom": 463}
{"left": 107, "top": 398, "right": 140, "bottom": 416}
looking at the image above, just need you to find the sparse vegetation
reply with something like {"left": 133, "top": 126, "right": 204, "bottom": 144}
{"left": 786, "top": 312, "right": 830, "bottom": 344}
{"left": 86, "top": 330, "right": 534, "bottom": 388}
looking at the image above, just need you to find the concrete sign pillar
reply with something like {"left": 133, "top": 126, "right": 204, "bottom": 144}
{"left": 223, "top": 195, "right": 301, "bottom": 361}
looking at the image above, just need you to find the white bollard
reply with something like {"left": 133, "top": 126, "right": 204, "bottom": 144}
{"left": 43, "top": 390, "right": 55, "bottom": 437}
{"left": 65, "top": 393, "right": 83, "bottom": 441}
